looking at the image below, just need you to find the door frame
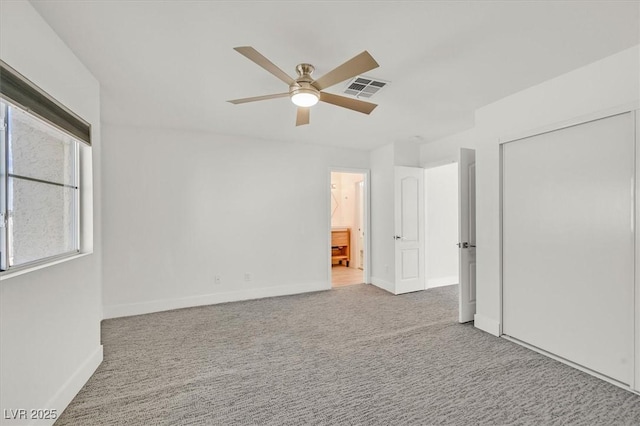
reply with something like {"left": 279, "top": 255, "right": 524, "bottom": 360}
{"left": 327, "top": 167, "right": 371, "bottom": 287}
{"left": 498, "top": 102, "right": 640, "bottom": 393}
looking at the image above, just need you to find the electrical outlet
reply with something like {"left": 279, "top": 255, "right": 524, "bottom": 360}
{"left": 244, "top": 272, "right": 252, "bottom": 282}
{"left": 214, "top": 275, "right": 222, "bottom": 285}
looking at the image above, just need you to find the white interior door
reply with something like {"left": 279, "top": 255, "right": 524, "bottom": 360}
{"left": 458, "top": 148, "right": 476, "bottom": 322}
{"left": 394, "top": 166, "right": 425, "bottom": 294}
{"left": 502, "top": 112, "right": 634, "bottom": 384}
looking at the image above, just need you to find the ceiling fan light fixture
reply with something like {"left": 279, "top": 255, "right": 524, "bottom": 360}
{"left": 291, "top": 89, "right": 319, "bottom": 107}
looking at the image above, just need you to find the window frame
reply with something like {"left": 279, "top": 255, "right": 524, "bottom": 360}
{"left": 0, "top": 61, "right": 91, "bottom": 277}
{"left": 0, "top": 97, "right": 82, "bottom": 273}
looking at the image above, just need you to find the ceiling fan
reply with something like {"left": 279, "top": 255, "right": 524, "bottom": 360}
{"left": 227, "top": 46, "right": 380, "bottom": 126}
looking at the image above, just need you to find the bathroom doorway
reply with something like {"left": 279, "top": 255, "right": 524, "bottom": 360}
{"left": 330, "top": 170, "right": 368, "bottom": 287}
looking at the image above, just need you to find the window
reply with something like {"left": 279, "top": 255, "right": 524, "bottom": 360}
{"left": 0, "top": 61, "right": 90, "bottom": 272}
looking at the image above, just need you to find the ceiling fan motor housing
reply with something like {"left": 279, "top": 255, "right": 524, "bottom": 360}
{"left": 296, "top": 63, "right": 315, "bottom": 78}
{"left": 290, "top": 82, "right": 320, "bottom": 97}
{"left": 290, "top": 63, "right": 320, "bottom": 106}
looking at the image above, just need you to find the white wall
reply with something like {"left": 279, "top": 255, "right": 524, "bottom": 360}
{"left": 394, "top": 140, "right": 421, "bottom": 167}
{"left": 0, "top": 1, "right": 102, "bottom": 423}
{"left": 101, "top": 125, "right": 369, "bottom": 318}
{"left": 420, "top": 128, "right": 476, "bottom": 167}
{"left": 473, "top": 45, "right": 640, "bottom": 336}
{"left": 425, "top": 163, "right": 459, "bottom": 288}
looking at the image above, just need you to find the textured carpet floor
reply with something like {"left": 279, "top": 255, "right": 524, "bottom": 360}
{"left": 56, "top": 284, "right": 640, "bottom": 425}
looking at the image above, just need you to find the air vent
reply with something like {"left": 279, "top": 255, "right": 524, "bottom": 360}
{"left": 348, "top": 83, "right": 367, "bottom": 91}
{"left": 343, "top": 75, "right": 389, "bottom": 99}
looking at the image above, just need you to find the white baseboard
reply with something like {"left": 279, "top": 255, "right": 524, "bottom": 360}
{"left": 474, "top": 313, "right": 501, "bottom": 337}
{"left": 502, "top": 335, "right": 633, "bottom": 394}
{"left": 371, "top": 276, "right": 395, "bottom": 295}
{"left": 426, "top": 275, "right": 458, "bottom": 289}
{"left": 38, "top": 345, "right": 103, "bottom": 426}
{"left": 103, "top": 281, "right": 330, "bottom": 319}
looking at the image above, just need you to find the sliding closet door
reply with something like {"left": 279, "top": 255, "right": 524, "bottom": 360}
{"left": 502, "top": 112, "right": 634, "bottom": 384}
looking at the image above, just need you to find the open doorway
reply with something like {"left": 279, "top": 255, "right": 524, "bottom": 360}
{"left": 423, "top": 151, "right": 476, "bottom": 323}
{"left": 424, "top": 163, "right": 459, "bottom": 290}
{"left": 330, "top": 170, "right": 367, "bottom": 287}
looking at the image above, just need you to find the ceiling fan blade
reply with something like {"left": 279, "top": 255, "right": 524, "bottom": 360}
{"left": 227, "top": 92, "right": 290, "bottom": 104}
{"left": 234, "top": 46, "right": 295, "bottom": 86}
{"left": 320, "top": 92, "right": 377, "bottom": 115}
{"left": 296, "top": 107, "right": 310, "bottom": 126}
{"left": 312, "top": 51, "right": 379, "bottom": 91}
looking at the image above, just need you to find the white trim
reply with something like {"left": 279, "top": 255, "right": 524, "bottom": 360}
{"left": 0, "top": 252, "right": 92, "bottom": 280}
{"left": 499, "top": 141, "right": 505, "bottom": 336}
{"left": 426, "top": 275, "right": 458, "bottom": 289}
{"left": 103, "top": 281, "right": 329, "bottom": 319}
{"left": 499, "top": 102, "right": 640, "bottom": 146}
{"left": 502, "top": 335, "right": 639, "bottom": 395}
{"left": 474, "top": 313, "right": 500, "bottom": 336}
{"left": 37, "top": 345, "right": 103, "bottom": 426}
{"left": 635, "top": 109, "right": 640, "bottom": 392}
{"left": 371, "top": 276, "right": 396, "bottom": 295}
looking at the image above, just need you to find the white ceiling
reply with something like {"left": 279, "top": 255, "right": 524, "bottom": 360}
{"left": 30, "top": 1, "right": 640, "bottom": 151}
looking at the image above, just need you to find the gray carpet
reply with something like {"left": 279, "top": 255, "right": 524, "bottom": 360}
{"left": 56, "top": 284, "right": 640, "bottom": 425}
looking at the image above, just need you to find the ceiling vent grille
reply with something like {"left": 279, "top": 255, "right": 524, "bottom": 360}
{"left": 343, "top": 76, "right": 389, "bottom": 99}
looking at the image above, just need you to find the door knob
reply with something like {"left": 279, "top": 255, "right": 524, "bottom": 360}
{"left": 394, "top": 235, "right": 402, "bottom": 240}
{"left": 457, "top": 242, "right": 476, "bottom": 248}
